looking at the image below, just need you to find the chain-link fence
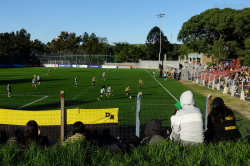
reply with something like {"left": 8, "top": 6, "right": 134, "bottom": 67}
{"left": 0, "top": 96, "right": 184, "bottom": 144}
{"left": 38, "top": 54, "right": 116, "bottom": 65}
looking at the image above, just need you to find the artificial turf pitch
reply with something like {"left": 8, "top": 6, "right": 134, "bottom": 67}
{"left": 1, "top": 67, "right": 250, "bottom": 138}
{"left": 0, "top": 67, "right": 208, "bottom": 127}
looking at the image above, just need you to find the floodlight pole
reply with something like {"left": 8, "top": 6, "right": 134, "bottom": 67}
{"left": 156, "top": 14, "right": 165, "bottom": 61}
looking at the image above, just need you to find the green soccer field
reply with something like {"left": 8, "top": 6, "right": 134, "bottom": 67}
{"left": 0, "top": 67, "right": 208, "bottom": 127}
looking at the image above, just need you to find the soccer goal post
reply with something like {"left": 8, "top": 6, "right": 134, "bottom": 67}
{"left": 136, "top": 92, "right": 143, "bottom": 137}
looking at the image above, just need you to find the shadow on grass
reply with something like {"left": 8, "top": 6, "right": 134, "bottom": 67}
{"left": 118, "top": 111, "right": 135, "bottom": 116}
{"left": 108, "top": 78, "right": 124, "bottom": 80}
{"left": 118, "top": 119, "right": 127, "bottom": 122}
{"left": 17, "top": 99, "right": 97, "bottom": 110}
{"left": 143, "top": 93, "right": 155, "bottom": 96}
{"left": 141, "top": 86, "right": 162, "bottom": 89}
{"left": 238, "top": 123, "right": 246, "bottom": 128}
{"left": 0, "top": 78, "right": 66, "bottom": 86}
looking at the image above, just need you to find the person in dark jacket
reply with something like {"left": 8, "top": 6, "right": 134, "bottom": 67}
{"left": 141, "top": 119, "right": 165, "bottom": 145}
{"left": 205, "top": 97, "right": 241, "bottom": 142}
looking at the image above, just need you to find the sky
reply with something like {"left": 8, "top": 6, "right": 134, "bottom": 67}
{"left": 1, "top": 0, "right": 250, "bottom": 45}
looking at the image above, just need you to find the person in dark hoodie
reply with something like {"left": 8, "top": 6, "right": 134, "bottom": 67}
{"left": 205, "top": 97, "right": 241, "bottom": 142}
{"left": 141, "top": 119, "right": 165, "bottom": 145}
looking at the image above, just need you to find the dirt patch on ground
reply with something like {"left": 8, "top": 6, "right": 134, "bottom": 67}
{"left": 179, "top": 80, "right": 250, "bottom": 120}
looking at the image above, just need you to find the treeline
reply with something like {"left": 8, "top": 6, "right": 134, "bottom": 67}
{"left": 178, "top": 7, "right": 250, "bottom": 66}
{"left": 0, "top": 26, "right": 178, "bottom": 64}
{"left": 1, "top": 8, "right": 250, "bottom": 65}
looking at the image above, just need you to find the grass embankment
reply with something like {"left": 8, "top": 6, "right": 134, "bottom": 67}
{"left": 178, "top": 80, "right": 250, "bottom": 138}
{"left": 178, "top": 80, "right": 250, "bottom": 119}
{"left": 1, "top": 140, "right": 250, "bottom": 165}
{"left": 1, "top": 69, "right": 250, "bottom": 165}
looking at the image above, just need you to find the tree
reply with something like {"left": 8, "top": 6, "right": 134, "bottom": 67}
{"left": 0, "top": 29, "right": 31, "bottom": 64}
{"left": 30, "top": 39, "right": 46, "bottom": 55}
{"left": 177, "top": 8, "right": 241, "bottom": 62}
{"left": 82, "top": 32, "right": 89, "bottom": 44}
{"left": 67, "top": 32, "right": 81, "bottom": 54}
{"left": 113, "top": 42, "right": 130, "bottom": 62}
{"left": 167, "top": 44, "right": 181, "bottom": 60}
{"left": 113, "top": 42, "right": 146, "bottom": 62}
{"left": 237, "top": 37, "right": 250, "bottom": 66}
{"left": 0, "top": 32, "right": 10, "bottom": 56}
{"left": 178, "top": 44, "right": 193, "bottom": 60}
{"left": 49, "top": 31, "right": 81, "bottom": 55}
{"left": 85, "top": 33, "right": 99, "bottom": 55}
{"left": 211, "top": 38, "right": 229, "bottom": 65}
{"left": 145, "top": 26, "right": 170, "bottom": 60}
{"left": 98, "top": 37, "right": 110, "bottom": 55}
{"left": 15, "top": 29, "right": 31, "bottom": 55}
{"left": 178, "top": 8, "right": 237, "bottom": 46}
{"left": 234, "top": 8, "right": 250, "bottom": 41}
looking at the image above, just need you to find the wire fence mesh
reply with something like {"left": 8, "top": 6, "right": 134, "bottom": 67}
{"left": 0, "top": 96, "right": 208, "bottom": 144}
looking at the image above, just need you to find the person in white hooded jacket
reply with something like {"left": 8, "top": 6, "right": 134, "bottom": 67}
{"left": 172, "top": 90, "right": 204, "bottom": 145}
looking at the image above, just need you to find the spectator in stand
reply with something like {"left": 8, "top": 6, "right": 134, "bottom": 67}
{"left": 205, "top": 97, "right": 241, "bottom": 142}
{"left": 63, "top": 121, "right": 85, "bottom": 145}
{"left": 246, "top": 75, "right": 250, "bottom": 83}
{"left": 172, "top": 90, "right": 204, "bottom": 145}
{"left": 225, "top": 62, "right": 229, "bottom": 70}
{"left": 220, "top": 65, "right": 224, "bottom": 71}
{"left": 219, "top": 62, "right": 222, "bottom": 70}
{"left": 229, "top": 75, "right": 234, "bottom": 85}
{"left": 20, "top": 120, "right": 49, "bottom": 147}
{"left": 238, "top": 75, "right": 243, "bottom": 93}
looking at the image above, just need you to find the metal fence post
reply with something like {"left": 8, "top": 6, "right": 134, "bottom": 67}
{"left": 212, "top": 75, "right": 216, "bottom": 90}
{"left": 136, "top": 92, "right": 143, "bottom": 137}
{"left": 208, "top": 74, "right": 212, "bottom": 88}
{"left": 240, "top": 79, "right": 245, "bottom": 101}
{"left": 60, "top": 91, "right": 65, "bottom": 142}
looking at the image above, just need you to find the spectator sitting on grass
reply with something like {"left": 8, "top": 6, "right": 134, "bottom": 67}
{"left": 63, "top": 121, "right": 85, "bottom": 145}
{"left": 5, "top": 129, "right": 22, "bottom": 146}
{"left": 141, "top": 119, "right": 165, "bottom": 145}
{"left": 20, "top": 120, "right": 49, "bottom": 147}
{"left": 172, "top": 90, "right": 204, "bottom": 146}
{"left": 205, "top": 97, "right": 241, "bottom": 142}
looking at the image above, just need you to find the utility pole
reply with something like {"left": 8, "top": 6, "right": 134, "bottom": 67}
{"left": 171, "top": 33, "right": 172, "bottom": 44}
{"left": 156, "top": 14, "right": 165, "bottom": 61}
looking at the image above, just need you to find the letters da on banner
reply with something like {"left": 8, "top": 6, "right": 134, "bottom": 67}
{"left": 105, "top": 112, "right": 115, "bottom": 120}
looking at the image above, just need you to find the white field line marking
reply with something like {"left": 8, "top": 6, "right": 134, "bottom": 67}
{"left": 0, "top": 94, "right": 45, "bottom": 97}
{"left": 142, "top": 104, "right": 174, "bottom": 105}
{"left": 72, "top": 87, "right": 91, "bottom": 100}
{"left": 145, "top": 69, "right": 178, "bottom": 102}
{"left": 17, "top": 96, "right": 48, "bottom": 110}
